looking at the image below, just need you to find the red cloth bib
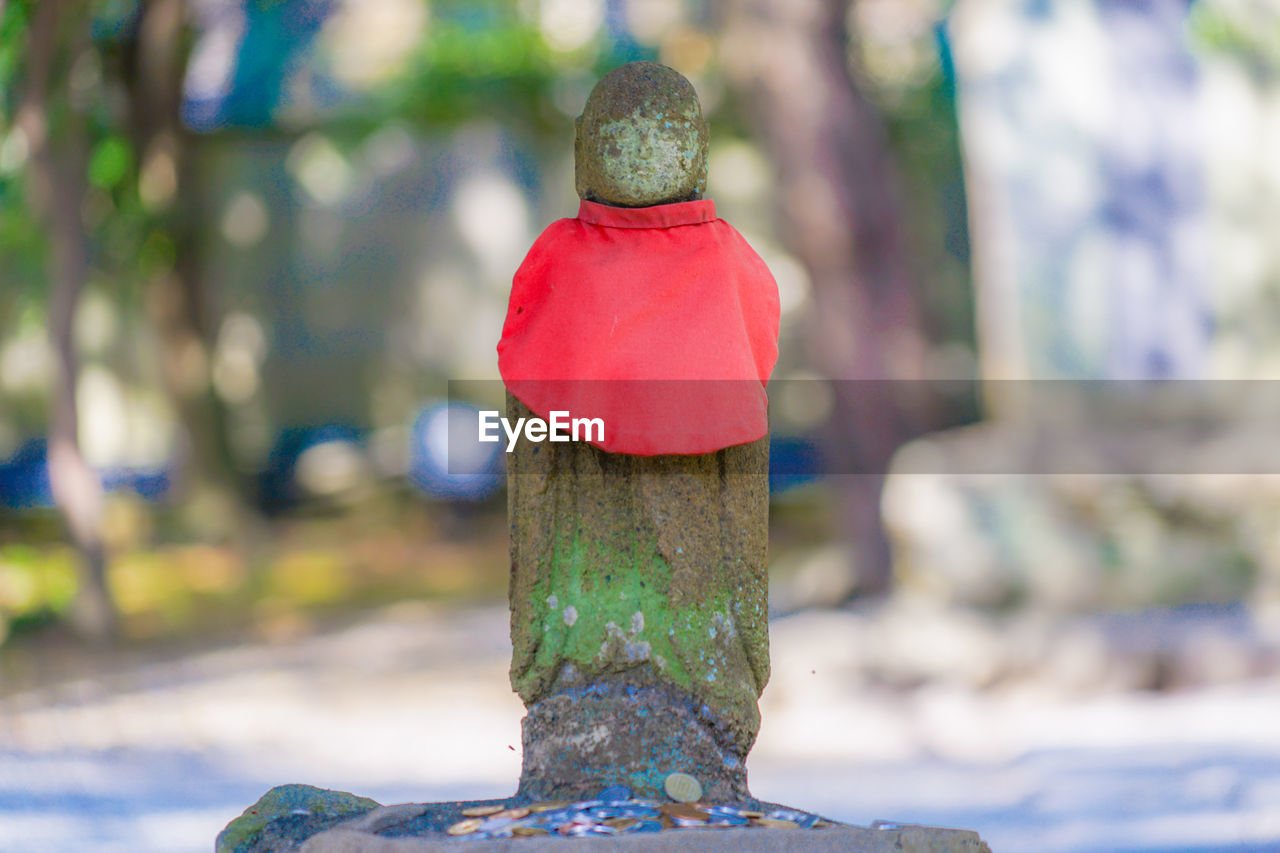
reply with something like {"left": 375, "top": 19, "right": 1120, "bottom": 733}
{"left": 498, "top": 199, "right": 779, "bottom": 455}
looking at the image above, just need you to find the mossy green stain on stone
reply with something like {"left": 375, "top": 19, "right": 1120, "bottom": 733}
{"left": 527, "top": 538, "right": 700, "bottom": 690}
{"left": 215, "top": 784, "right": 378, "bottom": 853}
{"left": 507, "top": 395, "right": 769, "bottom": 757}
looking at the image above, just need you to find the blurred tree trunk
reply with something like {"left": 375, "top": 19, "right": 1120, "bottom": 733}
{"left": 125, "top": 0, "right": 241, "bottom": 535}
{"left": 19, "top": 0, "right": 117, "bottom": 639}
{"left": 720, "top": 0, "right": 929, "bottom": 597}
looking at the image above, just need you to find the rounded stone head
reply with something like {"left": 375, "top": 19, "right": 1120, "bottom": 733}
{"left": 575, "top": 62, "right": 709, "bottom": 208}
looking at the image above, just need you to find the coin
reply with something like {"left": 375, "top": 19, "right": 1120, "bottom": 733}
{"left": 706, "top": 814, "right": 748, "bottom": 826}
{"left": 604, "top": 817, "right": 639, "bottom": 830}
{"left": 461, "top": 804, "right": 505, "bottom": 817}
{"left": 528, "top": 801, "right": 569, "bottom": 812}
{"left": 755, "top": 817, "right": 800, "bottom": 830}
{"left": 512, "top": 826, "right": 549, "bottom": 837}
{"left": 670, "top": 809, "right": 711, "bottom": 824}
{"left": 702, "top": 805, "right": 747, "bottom": 817}
{"left": 661, "top": 803, "right": 709, "bottom": 822}
{"left": 663, "top": 772, "right": 703, "bottom": 803}
{"left": 446, "top": 818, "right": 483, "bottom": 835}
{"left": 587, "top": 807, "right": 621, "bottom": 819}
{"left": 496, "top": 807, "right": 530, "bottom": 819}
{"left": 562, "top": 824, "right": 615, "bottom": 836}
{"left": 599, "top": 785, "right": 632, "bottom": 802}
{"left": 614, "top": 805, "right": 661, "bottom": 818}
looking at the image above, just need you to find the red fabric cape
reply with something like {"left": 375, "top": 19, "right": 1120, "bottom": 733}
{"left": 497, "top": 199, "right": 779, "bottom": 455}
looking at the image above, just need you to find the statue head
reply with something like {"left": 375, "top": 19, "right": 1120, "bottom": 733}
{"left": 575, "top": 62, "right": 709, "bottom": 208}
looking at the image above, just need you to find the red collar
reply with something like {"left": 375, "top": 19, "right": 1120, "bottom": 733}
{"left": 577, "top": 198, "right": 717, "bottom": 229}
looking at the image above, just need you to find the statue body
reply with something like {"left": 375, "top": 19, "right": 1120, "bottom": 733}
{"left": 500, "top": 62, "right": 778, "bottom": 801}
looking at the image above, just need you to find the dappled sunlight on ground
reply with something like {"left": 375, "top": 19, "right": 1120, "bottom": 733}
{"left": 2, "top": 601, "right": 1279, "bottom": 852}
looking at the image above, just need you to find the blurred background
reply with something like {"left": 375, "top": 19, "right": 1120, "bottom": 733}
{"left": 2, "top": 0, "right": 1280, "bottom": 851}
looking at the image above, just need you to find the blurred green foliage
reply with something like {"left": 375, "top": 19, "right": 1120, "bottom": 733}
{"left": 386, "top": 13, "right": 558, "bottom": 129}
{"left": 1189, "top": 0, "right": 1280, "bottom": 79}
{"left": 0, "top": 3, "right": 45, "bottom": 304}
{"left": 0, "top": 0, "right": 173, "bottom": 366}
{"left": 0, "top": 544, "right": 78, "bottom": 637}
{"left": 88, "top": 136, "right": 133, "bottom": 189}
{"left": 0, "top": 500, "right": 510, "bottom": 643}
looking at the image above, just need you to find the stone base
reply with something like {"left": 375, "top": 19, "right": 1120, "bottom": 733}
{"left": 218, "top": 787, "right": 991, "bottom": 853}
{"left": 300, "top": 822, "right": 990, "bottom": 852}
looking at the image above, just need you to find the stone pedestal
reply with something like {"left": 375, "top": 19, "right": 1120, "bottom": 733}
{"left": 219, "top": 787, "right": 994, "bottom": 853}
{"left": 298, "top": 814, "right": 991, "bottom": 852}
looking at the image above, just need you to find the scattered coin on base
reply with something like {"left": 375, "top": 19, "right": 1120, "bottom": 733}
{"left": 446, "top": 818, "right": 482, "bottom": 835}
{"left": 661, "top": 803, "right": 709, "bottom": 822}
{"left": 497, "top": 807, "right": 530, "bottom": 819}
{"left": 598, "top": 784, "right": 632, "bottom": 801}
{"left": 663, "top": 772, "right": 703, "bottom": 802}
{"left": 438, "top": 798, "right": 835, "bottom": 840}
{"left": 512, "top": 826, "right": 549, "bottom": 837}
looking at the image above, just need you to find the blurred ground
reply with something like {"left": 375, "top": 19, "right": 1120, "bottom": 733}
{"left": 2, "top": 600, "right": 1279, "bottom": 853}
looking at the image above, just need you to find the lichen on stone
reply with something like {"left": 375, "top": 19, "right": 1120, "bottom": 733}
{"left": 505, "top": 394, "right": 770, "bottom": 759}
{"left": 574, "top": 61, "right": 709, "bottom": 208}
{"left": 215, "top": 784, "right": 378, "bottom": 853}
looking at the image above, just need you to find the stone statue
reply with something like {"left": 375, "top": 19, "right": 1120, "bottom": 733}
{"left": 216, "top": 62, "right": 991, "bottom": 853}
{"left": 498, "top": 61, "right": 780, "bottom": 802}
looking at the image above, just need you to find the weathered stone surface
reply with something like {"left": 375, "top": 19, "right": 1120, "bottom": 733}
{"left": 506, "top": 394, "right": 770, "bottom": 785}
{"left": 337, "top": 804, "right": 431, "bottom": 835}
{"left": 299, "top": 824, "right": 991, "bottom": 852}
{"left": 575, "top": 62, "right": 708, "bottom": 207}
{"left": 225, "top": 795, "right": 870, "bottom": 852}
{"left": 217, "top": 784, "right": 380, "bottom": 853}
{"left": 517, "top": 675, "right": 749, "bottom": 802}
